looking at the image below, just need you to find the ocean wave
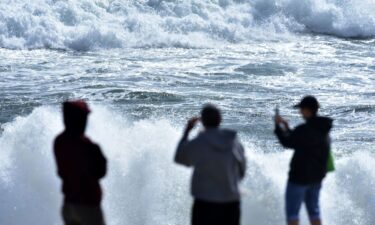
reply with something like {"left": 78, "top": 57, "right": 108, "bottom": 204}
{"left": 0, "top": 0, "right": 374, "bottom": 50}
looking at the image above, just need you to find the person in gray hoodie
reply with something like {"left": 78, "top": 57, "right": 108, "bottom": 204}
{"left": 175, "top": 104, "right": 246, "bottom": 225}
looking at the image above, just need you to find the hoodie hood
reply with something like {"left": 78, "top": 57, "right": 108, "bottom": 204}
{"left": 200, "top": 129, "right": 237, "bottom": 152}
{"left": 307, "top": 116, "right": 333, "bottom": 134}
{"left": 63, "top": 101, "right": 90, "bottom": 135}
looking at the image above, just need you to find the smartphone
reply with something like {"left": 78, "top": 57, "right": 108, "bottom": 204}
{"left": 275, "top": 107, "right": 280, "bottom": 117}
{"left": 275, "top": 107, "right": 287, "bottom": 131}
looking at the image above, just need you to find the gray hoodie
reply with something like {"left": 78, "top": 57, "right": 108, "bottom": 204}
{"left": 175, "top": 128, "right": 246, "bottom": 203}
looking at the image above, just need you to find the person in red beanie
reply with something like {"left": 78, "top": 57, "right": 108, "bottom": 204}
{"left": 54, "top": 101, "right": 107, "bottom": 225}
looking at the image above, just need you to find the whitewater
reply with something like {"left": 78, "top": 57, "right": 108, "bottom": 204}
{"left": 1, "top": 0, "right": 375, "bottom": 50}
{"left": 0, "top": 0, "right": 375, "bottom": 225}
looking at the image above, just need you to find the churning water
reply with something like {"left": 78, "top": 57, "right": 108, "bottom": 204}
{"left": 0, "top": 0, "right": 374, "bottom": 225}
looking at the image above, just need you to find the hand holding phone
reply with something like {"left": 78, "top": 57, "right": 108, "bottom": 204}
{"left": 275, "top": 107, "right": 280, "bottom": 117}
{"left": 274, "top": 107, "right": 282, "bottom": 123}
{"left": 274, "top": 107, "right": 290, "bottom": 130}
{"left": 185, "top": 117, "right": 200, "bottom": 133}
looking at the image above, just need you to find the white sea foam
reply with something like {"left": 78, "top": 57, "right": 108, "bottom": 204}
{"left": 0, "top": 0, "right": 374, "bottom": 50}
{"left": 0, "top": 106, "right": 373, "bottom": 225}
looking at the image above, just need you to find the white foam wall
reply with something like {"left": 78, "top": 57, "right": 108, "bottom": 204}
{"left": 0, "top": 106, "right": 374, "bottom": 225}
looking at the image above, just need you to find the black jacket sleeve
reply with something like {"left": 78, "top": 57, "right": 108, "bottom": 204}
{"left": 275, "top": 125, "right": 302, "bottom": 149}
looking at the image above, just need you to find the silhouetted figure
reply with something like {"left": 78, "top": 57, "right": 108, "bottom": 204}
{"left": 175, "top": 104, "right": 246, "bottom": 225}
{"left": 54, "top": 101, "right": 107, "bottom": 225}
{"left": 275, "top": 96, "right": 333, "bottom": 225}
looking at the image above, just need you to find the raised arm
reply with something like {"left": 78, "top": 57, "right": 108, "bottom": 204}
{"left": 174, "top": 117, "right": 199, "bottom": 166}
{"left": 274, "top": 114, "right": 298, "bottom": 149}
{"left": 275, "top": 124, "right": 294, "bottom": 149}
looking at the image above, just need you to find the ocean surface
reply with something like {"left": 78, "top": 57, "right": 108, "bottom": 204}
{"left": 0, "top": 0, "right": 374, "bottom": 225}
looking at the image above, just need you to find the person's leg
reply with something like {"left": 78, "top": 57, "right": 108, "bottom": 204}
{"left": 193, "top": 200, "right": 233, "bottom": 225}
{"left": 286, "top": 182, "right": 307, "bottom": 225}
{"left": 223, "top": 201, "right": 240, "bottom": 225}
{"left": 288, "top": 220, "right": 299, "bottom": 225}
{"left": 305, "top": 183, "right": 322, "bottom": 225}
{"left": 197, "top": 201, "right": 240, "bottom": 225}
{"left": 192, "top": 200, "right": 209, "bottom": 225}
{"left": 77, "top": 204, "right": 106, "bottom": 225}
{"left": 62, "top": 203, "right": 81, "bottom": 225}
{"left": 310, "top": 220, "right": 322, "bottom": 225}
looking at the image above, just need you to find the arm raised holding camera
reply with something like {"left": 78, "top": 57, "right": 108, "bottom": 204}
{"left": 174, "top": 117, "right": 200, "bottom": 166}
{"left": 274, "top": 108, "right": 297, "bottom": 149}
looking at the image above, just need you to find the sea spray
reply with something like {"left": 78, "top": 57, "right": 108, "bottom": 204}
{"left": 0, "top": 106, "right": 374, "bottom": 225}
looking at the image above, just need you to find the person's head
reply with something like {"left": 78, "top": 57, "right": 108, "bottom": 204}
{"left": 63, "top": 100, "right": 91, "bottom": 135}
{"left": 294, "top": 96, "right": 320, "bottom": 120}
{"left": 201, "top": 104, "right": 222, "bottom": 129}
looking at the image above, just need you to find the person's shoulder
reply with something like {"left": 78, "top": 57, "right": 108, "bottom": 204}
{"left": 316, "top": 116, "right": 334, "bottom": 126}
{"left": 55, "top": 131, "right": 65, "bottom": 139}
{"left": 190, "top": 132, "right": 204, "bottom": 142}
{"left": 82, "top": 136, "right": 101, "bottom": 151}
{"left": 188, "top": 131, "right": 211, "bottom": 146}
{"left": 221, "top": 128, "right": 238, "bottom": 137}
{"left": 293, "top": 123, "right": 308, "bottom": 133}
{"left": 201, "top": 128, "right": 239, "bottom": 145}
{"left": 53, "top": 132, "right": 68, "bottom": 155}
{"left": 212, "top": 128, "right": 237, "bottom": 140}
{"left": 203, "top": 128, "right": 238, "bottom": 136}
{"left": 295, "top": 123, "right": 307, "bottom": 130}
{"left": 81, "top": 135, "right": 92, "bottom": 143}
{"left": 54, "top": 132, "right": 66, "bottom": 144}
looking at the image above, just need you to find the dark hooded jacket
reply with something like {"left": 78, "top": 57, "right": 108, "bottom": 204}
{"left": 54, "top": 102, "right": 107, "bottom": 205}
{"left": 175, "top": 128, "right": 246, "bottom": 203}
{"left": 275, "top": 116, "right": 333, "bottom": 185}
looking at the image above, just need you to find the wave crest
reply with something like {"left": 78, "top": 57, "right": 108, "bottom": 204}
{"left": 0, "top": 0, "right": 374, "bottom": 50}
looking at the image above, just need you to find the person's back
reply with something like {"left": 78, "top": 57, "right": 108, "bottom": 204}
{"left": 175, "top": 105, "right": 246, "bottom": 225}
{"left": 54, "top": 101, "right": 107, "bottom": 225}
{"left": 176, "top": 128, "right": 245, "bottom": 202}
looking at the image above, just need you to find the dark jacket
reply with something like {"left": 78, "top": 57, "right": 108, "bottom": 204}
{"left": 54, "top": 133, "right": 106, "bottom": 205}
{"left": 275, "top": 116, "right": 333, "bottom": 185}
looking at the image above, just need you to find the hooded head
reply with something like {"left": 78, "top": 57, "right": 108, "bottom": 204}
{"left": 63, "top": 101, "right": 91, "bottom": 135}
{"left": 201, "top": 104, "right": 222, "bottom": 129}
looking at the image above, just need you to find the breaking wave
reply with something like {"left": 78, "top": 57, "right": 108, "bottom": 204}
{"left": 0, "top": 0, "right": 374, "bottom": 50}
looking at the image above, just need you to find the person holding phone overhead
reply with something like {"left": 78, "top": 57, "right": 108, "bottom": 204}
{"left": 274, "top": 96, "right": 333, "bottom": 225}
{"left": 174, "top": 104, "right": 246, "bottom": 225}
